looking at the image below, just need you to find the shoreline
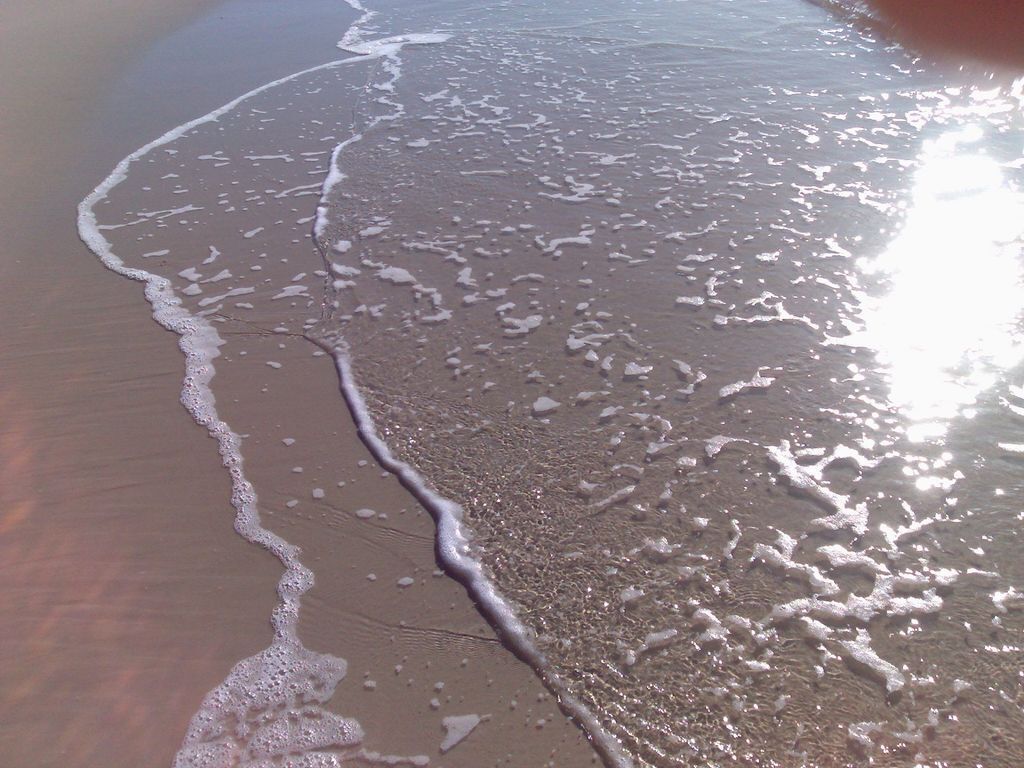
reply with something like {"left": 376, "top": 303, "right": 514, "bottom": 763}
{"left": 5, "top": 0, "right": 1024, "bottom": 765}
{"left": 1, "top": 1, "right": 596, "bottom": 765}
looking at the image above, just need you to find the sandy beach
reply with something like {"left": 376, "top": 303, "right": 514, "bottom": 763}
{"left": 4, "top": 0, "right": 1023, "bottom": 766}
{"left": 0, "top": 1, "right": 594, "bottom": 765}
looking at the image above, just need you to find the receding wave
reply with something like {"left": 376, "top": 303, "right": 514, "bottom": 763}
{"left": 80, "top": 0, "right": 1024, "bottom": 765}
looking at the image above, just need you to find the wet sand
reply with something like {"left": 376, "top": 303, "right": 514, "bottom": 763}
{"left": 0, "top": 1, "right": 594, "bottom": 766}
{"left": 1, "top": 4, "right": 278, "bottom": 764}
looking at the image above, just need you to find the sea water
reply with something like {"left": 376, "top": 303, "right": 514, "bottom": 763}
{"left": 81, "top": 0, "right": 1024, "bottom": 765}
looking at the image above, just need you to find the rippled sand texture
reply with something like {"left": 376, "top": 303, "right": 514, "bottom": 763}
{"left": 90, "top": 0, "right": 1024, "bottom": 765}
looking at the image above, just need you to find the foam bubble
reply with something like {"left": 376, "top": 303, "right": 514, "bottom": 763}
{"left": 440, "top": 714, "right": 482, "bottom": 752}
{"left": 838, "top": 629, "right": 905, "bottom": 694}
{"left": 532, "top": 396, "right": 561, "bottom": 415}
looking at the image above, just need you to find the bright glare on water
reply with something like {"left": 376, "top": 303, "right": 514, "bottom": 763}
{"left": 852, "top": 121, "right": 1024, "bottom": 442}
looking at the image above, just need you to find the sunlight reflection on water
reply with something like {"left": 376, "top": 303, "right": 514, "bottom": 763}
{"left": 856, "top": 122, "right": 1024, "bottom": 441}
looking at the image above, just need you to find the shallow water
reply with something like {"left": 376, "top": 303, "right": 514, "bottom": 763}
{"left": 83, "top": 0, "right": 1024, "bottom": 765}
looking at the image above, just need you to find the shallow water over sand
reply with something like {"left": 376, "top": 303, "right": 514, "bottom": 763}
{"left": 86, "top": 0, "right": 1024, "bottom": 764}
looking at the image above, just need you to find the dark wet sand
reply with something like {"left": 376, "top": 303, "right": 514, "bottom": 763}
{"left": 1, "top": 4, "right": 280, "bottom": 763}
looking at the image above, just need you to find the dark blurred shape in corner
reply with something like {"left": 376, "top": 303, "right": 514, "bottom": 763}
{"left": 867, "top": 0, "right": 1024, "bottom": 71}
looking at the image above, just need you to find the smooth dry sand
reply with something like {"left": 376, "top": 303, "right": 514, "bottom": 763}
{"left": 0, "top": 1, "right": 595, "bottom": 765}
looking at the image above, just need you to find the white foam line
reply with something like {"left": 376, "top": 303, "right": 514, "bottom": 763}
{"left": 310, "top": 10, "right": 632, "bottom": 765}
{"left": 77, "top": 3, "right": 385, "bottom": 640}
{"left": 75, "top": 3, "right": 446, "bottom": 765}
{"left": 339, "top": 0, "right": 377, "bottom": 49}
{"left": 313, "top": 31, "right": 452, "bottom": 240}
{"left": 326, "top": 346, "right": 633, "bottom": 768}
{"left": 77, "top": 0, "right": 624, "bottom": 761}
{"left": 76, "top": 8, "right": 448, "bottom": 611}
{"left": 315, "top": 134, "right": 363, "bottom": 239}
